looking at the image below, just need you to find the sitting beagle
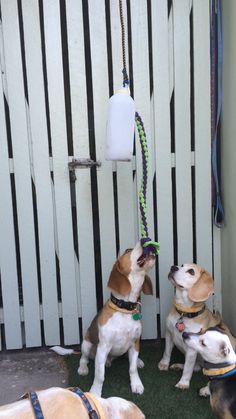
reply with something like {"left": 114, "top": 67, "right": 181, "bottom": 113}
{"left": 183, "top": 327, "right": 236, "bottom": 419}
{"left": 158, "top": 264, "right": 236, "bottom": 391}
{"left": 0, "top": 386, "right": 145, "bottom": 418}
{"left": 78, "top": 241, "right": 155, "bottom": 397}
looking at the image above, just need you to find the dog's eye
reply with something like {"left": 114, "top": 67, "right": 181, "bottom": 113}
{"left": 200, "top": 340, "right": 206, "bottom": 347}
{"left": 186, "top": 268, "right": 195, "bottom": 276}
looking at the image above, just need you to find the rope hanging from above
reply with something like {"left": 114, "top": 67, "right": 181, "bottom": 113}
{"left": 135, "top": 112, "right": 160, "bottom": 257}
{"left": 106, "top": 0, "right": 160, "bottom": 257}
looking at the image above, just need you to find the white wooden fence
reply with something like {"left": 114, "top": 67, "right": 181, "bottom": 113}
{"left": 0, "top": 0, "right": 221, "bottom": 350}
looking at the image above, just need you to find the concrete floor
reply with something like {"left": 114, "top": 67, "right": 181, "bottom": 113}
{"left": 0, "top": 348, "right": 68, "bottom": 406}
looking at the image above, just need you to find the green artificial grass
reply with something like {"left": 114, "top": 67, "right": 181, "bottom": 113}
{"left": 65, "top": 340, "right": 214, "bottom": 419}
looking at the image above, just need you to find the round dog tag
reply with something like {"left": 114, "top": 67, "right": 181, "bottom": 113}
{"left": 132, "top": 312, "right": 142, "bottom": 321}
{"left": 175, "top": 321, "right": 185, "bottom": 332}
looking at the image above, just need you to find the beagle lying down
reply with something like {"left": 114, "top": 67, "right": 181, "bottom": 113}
{"left": 0, "top": 386, "right": 145, "bottom": 418}
{"left": 78, "top": 241, "right": 155, "bottom": 397}
{"left": 183, "top": 327, "right": 236, "bottom": 419}
{"left": 159, "top": 264, "right": 236, "bottom": 391}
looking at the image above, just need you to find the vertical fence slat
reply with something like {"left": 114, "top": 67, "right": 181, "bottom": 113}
{"left": 110, "top": 1, "right": 136, "bottom": 252}
{"left": 43, "top": 0, "right": 79, "bottom": 344}
{"left": 1, "top": 0, "right": 41, "bottom": 347}
{"left": 193, "top": 0, "right": 213, "bottom": 310}
{"left": 152, "top": 0, "right": 174, "bottom": 336}
{"left": 193, "top": 0, "right": 212, "bottom": 269}
{"left": 173, "top": 0, "right": 193, "bottom": 263}
{"left": 130, "top": 0, "right": 157, "bottom": 339}
{"left": 21, "top": 0, "right": 60, "bottom": 345}
{"left": 88, "top": 0, "right": 117, "bottom": 303}
{"left": 0, "top": 73, "right": 22, "bottom": 350}
{"left": 66, "top": 0, "right": 97, "bottom": 333}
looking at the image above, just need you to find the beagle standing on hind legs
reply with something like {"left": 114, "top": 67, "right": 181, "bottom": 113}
{"left": 78, "top": 241, "right": 155, "bottom": 397}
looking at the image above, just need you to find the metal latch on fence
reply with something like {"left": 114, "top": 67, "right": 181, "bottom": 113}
{"left": 68, "top": 158, "right": 101, "bottom": 182}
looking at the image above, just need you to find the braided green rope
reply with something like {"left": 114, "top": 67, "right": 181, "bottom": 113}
{"left": 135, "top": 113, "right": 160, "bottom": 256}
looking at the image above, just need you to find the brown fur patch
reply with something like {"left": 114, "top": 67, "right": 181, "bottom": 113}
{"left": 98, "top": 302, "right": 115, "bottom": 326}
{"left": 211, "top": 389, "right": 234, "bottom": 419}
{"left": 188, "top": 269, "right": 214, "bottom": 302}
{"left": 107, "top": 252, "right": 132, "bottom": 296}
{"left": 142, "top": 275, "right": 153, "bottom": 295}
{"left": 134, "top": 339, "right": 140, "bottom": 352}
{"left": 85, "top": 313, "right": 100, "bottom": 345}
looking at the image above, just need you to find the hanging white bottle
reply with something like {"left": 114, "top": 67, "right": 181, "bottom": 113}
{"left": 105, "top": 86, "right": 135, "bottom": 161}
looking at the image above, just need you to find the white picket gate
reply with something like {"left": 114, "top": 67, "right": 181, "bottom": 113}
{"left": 0, "top": 0, "right": 221, "bottom": 350}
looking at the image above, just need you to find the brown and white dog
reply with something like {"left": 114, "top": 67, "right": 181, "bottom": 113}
{"left": 158, "top": 264, "right": 236, "bottom": 391}
{"left": 0, "top": 387, "right": 145, "bottom": 418}
{"left": 183, "top": 327, "right": 236, "bottom": 419}
{"left": 78, "top": 241, "right": 155, "bottom": 397}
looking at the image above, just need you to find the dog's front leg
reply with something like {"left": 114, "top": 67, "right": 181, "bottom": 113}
{"left": 128, "top": 343, "right": 144, "bottom": 394}
{"left": 158, "top": 329, "right": 174, "bottom": 370}
{"left": 175, "top": 348, "right": 197, "bottom": 389}
{"left": 90, "top": 343, "right": 111, "bottom": 397}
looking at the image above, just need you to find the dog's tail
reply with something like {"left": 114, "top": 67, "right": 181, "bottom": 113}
{"left": 50, "top": 346, "right": 80, "bottom": 356}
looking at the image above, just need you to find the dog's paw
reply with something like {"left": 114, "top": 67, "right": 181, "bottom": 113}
{"left": 175, "top": 380, "right": 190, "bottom": 390}
{"left": 78, "top": 364, "right": 89, "bottom": 376}
{"left": 158, "top": 360, "right": 169, "bottom": 371}
{"left": 131, "top": 382, "right": 144, "bottom": 395}
{"left": 199, "top": 385, "right": 210, "bottom": 397}
{"left": 137, "top": 358, "right": 144, "bottom": 369}
{"left": 170, "top": 363, "right": 184, "bottom": 371}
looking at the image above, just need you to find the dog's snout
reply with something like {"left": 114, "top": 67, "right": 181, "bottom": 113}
{"left": 182, "top": 332, "right": 190, "bottom": 340}
{"left": 170, "top": 265, "right": 179, "bottom": 273}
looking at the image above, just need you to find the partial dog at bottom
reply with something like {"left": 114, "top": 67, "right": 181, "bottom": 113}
{"left": 183, "top": 326, "right": 236, "bottom": 419}
{"left": 0, "top": 386, "right": 145, "bottom": 419}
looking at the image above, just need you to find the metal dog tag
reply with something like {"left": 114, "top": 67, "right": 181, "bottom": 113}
{"left": 175, "top": 320, "right": 185, "bottom": 332}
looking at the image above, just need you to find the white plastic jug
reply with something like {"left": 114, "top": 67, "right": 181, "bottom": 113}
{"left": 105, "top": 87, "right": 135, "bottom": 161}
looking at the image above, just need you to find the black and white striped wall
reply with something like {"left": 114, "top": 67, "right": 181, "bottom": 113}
{"left": 0, "top": 0, "right": 221, "bottom": 350}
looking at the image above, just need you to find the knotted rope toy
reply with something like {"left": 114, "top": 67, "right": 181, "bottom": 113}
{"left": 135, "top": 112, "right": 160, "bottom": 264}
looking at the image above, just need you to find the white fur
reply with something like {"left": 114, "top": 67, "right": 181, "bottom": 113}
{"left": 79, "top": 241, "right": 155, "bottom": 397}
{"left": 184, "top": 330, "right": 236, "bottom": 365}
{"left": 159, "top": 264, "right": 211, "bottom": 389}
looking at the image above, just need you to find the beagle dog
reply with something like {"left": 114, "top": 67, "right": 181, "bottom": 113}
{"left": 158, "top": 264, "right": 236, "bottom": 391}
{"left": 78, "top": 241, "right": 155, "bottom": 397}
{"left": 183, "top": 327, "right": 236, "bottom": 419}
{"left": 0, "top": 386, "right": 145, "bottom": 418}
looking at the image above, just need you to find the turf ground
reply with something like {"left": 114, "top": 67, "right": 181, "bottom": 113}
{"left": 65, "top": 340, "right": 214, "bottom": 418}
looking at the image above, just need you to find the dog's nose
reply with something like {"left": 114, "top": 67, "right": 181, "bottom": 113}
{"left": 170, "top": 265, "right": 179, "bottom": 273}
{"left": 182, "top": 332, "right": 190, "bottom": 340}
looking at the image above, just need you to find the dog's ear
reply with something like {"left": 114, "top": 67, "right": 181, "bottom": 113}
{"left": 142, "top": 275, "right": 153, "bottom": 295}
{"left": 188, "top": 270, "right": 214, "bottom": 302}
{"left": 107, "top": 259, "right": 131, "bottom": 296}
{"left": 220, "top": 343, "right": 230, "bottom": 357}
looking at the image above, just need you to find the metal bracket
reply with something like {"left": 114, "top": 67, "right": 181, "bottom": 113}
{"left": 68, "top": 158, "right": 101, "bottom": 182}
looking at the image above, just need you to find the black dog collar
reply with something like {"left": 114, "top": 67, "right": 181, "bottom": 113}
{"left": 175, "top": 305, "right": 206, "bottom": 319}
{"left": 110, "top": 294, "right": 138, "bottom": 311}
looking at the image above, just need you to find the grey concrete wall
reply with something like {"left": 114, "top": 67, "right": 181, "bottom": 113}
{"left": 221, "top": 0, "right": 236, "bottom": 334}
